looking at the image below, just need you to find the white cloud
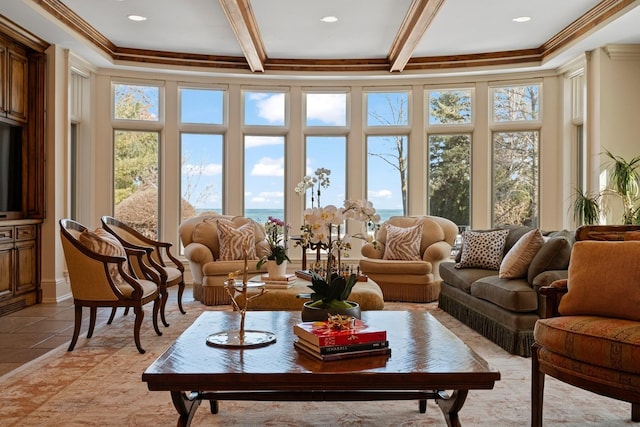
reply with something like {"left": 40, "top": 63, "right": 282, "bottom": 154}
{"left": 245, "top": 135, "right": 284, "bottom": 148}
{"left": 250, "top": 92, "right": 285, "bottom": 124}
{"left": 306, "top": 93, "right": 346, "bottom": 125}
{"left": 251, "top": 157, "right": 284, "bottom": 176}
{"left": 183, "top": 163, "right": 222, "bottom": 176}
{"left": 369, "top": 189, "right": 393, "bottom": 199}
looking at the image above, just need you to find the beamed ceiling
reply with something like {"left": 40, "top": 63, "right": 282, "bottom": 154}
{"left": 2, "top": 0, "right": 640, "bottom": 77}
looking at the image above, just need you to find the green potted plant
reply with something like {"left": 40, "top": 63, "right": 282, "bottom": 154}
{"left": 572, "top": 150, "right": 640, "bottom": 225}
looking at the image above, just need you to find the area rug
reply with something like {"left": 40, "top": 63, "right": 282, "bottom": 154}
{"left": 1, "top": 299, "right": 633, "bottom": 426}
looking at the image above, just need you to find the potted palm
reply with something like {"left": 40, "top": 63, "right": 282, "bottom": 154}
{"left": 572, "top": 150, "right": 640, "bottom": 225}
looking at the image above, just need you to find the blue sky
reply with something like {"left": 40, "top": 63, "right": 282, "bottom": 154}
{"left": 180, "top": 89, "right": 407, "bottom": 213}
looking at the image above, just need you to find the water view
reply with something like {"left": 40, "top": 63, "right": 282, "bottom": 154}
{"left": 196, "top": 209, "right": 404, "bottom": 225}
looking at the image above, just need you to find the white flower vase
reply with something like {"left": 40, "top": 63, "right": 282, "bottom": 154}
{"left": 266, "top": 260, "right": 288, "bottom": 279}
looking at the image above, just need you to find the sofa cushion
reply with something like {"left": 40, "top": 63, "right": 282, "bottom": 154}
{"left": 558, "top": 240, "right": 640, "bottom": 322}
{"left": 440, "top": 262, "right": 498, "bottom": 293}
{"left": 499, "top": 228, "right": 544, "bottom": 279}
{"left": 470, "top": 275, "right": 538, "bottom": 312}
{"left": 527, "top": 234, "right": 572, "bottom": 284}
{"left": 217, "top": 220, "right": 257, "bottom": 261}
{"left": 502, "top": 225, "right": 536, "bottom": 254}
{"left": 192, "top": 219, "right": 220, "bottom": 257}
{"left": 456, "top": 229, "right": 509, "bottom": 270}
{"left": 534, "top": 315, "right": 640, "bottom": 374}
{"left": 383, "top": 223, "right": 423, "bottom": 260}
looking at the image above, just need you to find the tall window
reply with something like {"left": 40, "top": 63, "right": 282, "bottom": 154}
{"left": 179, "top": 87, "right": 225, "bottom": 221}
{"left": 491, "top": 84, "right": 540, "bottom": 227}
{"left": 427, "top": 89, "right": 472, "bottom": 227}
{"left": 112, "top": 83, "right": 161, "bottom": 238}
{"left": 243, "top": 90, "right": 287, "bottom": 222}
{"left": 365, "top": 91, "right": 409, "bottom": 221}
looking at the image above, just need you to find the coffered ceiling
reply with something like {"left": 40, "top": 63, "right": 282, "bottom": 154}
{"left": 2, "top": 0, "right": 640, "bottom": 77}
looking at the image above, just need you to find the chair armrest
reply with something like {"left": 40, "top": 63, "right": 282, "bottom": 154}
{"left": 423, "top": 241, "right": 451, "bottom": 262}
{"left": 539, "top": 279, "right": 568, "bottom": 318}
{"left": 361, "top": 242, "right": 384, "bottom": 259}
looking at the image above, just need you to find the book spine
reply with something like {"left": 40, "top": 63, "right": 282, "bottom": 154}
{"left": 294, "top": 326, "right": 387, "bottom": 346}
{"left": 299, "top": 338, "right": 389, "bottom": 355}
{"left": 294, "top": 341, "right": 391, "bottom": 361}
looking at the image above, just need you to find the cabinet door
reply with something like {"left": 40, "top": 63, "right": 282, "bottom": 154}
{"left": 0, "top": 243, "right": 13, "bottom": 299}
{"left": 15, "top": 239, "right": 36, "bottom": 294}
{"left": 0, "top": 44, "right": 5, "bottom": 115}
{"left": 7, "top": 48, "right": 27, "bottom": 122}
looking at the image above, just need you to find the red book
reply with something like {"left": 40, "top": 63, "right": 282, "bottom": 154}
{"left": 293, "top": 319, "right": 387, "bottom": 347}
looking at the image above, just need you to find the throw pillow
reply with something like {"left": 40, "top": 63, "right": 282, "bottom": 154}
{"left": 526, "top": 236, "right": 572, "bottom": 284}
{"left": 217, "top": 220, "right": 256, "bottom": 261}
{"left": 79, "top": 228, "right": 129, "bottom": 285}
{"left": 382, "top": 223, "right": 423, "bottom": 260}
{"left": 499, "top": 229, "right": 544, "bottom": 279}
{"left": 191, "top": 218, "right": 219, "bottom": 255}
{"left": 558, "top": 240, "right": 640, "bottom": 322}
{"left": 455, "top": 229, "right": 509, "bottom": 270}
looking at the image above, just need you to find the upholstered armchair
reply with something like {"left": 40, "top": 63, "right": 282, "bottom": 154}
{"left": 532, "top": 225, "right": 640, "bottom": 426}
{"left": 178, "top": 213, "right": 270, "bottom": 305}
{"left": 59, "top": 219, "right": 161, "bottom": 354}
{"left": 101, "top": 215, "right": 186, "bottom": 328}
{"left": 359, "top": 215, "right": 458, "bottom": 302}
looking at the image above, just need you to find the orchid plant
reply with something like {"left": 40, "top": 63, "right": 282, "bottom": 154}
{"left": 257, "top": 216, "right": 291, "bottom": 268}
{"left": 294, "top": 169, "right": 381, "bottom": 308}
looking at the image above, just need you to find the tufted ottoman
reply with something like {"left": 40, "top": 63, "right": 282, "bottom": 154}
{"left": 234, "top": 277, "right": 385, "bottom": 311}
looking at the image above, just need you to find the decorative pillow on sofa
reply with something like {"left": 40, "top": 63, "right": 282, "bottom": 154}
{"left": 79, "top": 228, "right": 129, "bottom": 285}
{"left": 499, "top": 228, "right": 544, "bottom": 279}
{"left": 558, "top": 240, "right": 640, "bottom": 321}
{"left": 526, "top": 234, "right": 572, "bottom": 284}
{"left": 382, "top": 223, "right": 423, "bottom": 260}
{"left": 455, "top": 229, "right": 509, "bottom": 270}
{"left": 217, "top": 220, "right": 256, "bottom": 261}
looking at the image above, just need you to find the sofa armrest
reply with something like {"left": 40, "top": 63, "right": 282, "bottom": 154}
{"left": 423, "top": 241, "right": 452, "bottom": 263}
{"left": 184, "top": 242, "right": 214, "bottom": 264}
{"left": 531, "top": 269, "right": 568, "bottom": 290}
{"left": 538, "top": 279, "right": 568, "bottom": 318}
{"left": 361, "top": 242, "right": 385, "bottom": 259}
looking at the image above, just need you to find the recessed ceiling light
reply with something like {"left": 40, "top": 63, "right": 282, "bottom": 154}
{"left": 320, "top": 16, "right": 338, "bottom": 23}
{"left": 512, "top": 16, "right": 531, "bottom": 23}
{"left": 128, "top": 15, "right": 147, "bottom": 22}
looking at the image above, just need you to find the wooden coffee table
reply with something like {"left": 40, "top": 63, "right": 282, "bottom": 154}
{"left": 142, "top": 311, "right": 500, "bottom": 427}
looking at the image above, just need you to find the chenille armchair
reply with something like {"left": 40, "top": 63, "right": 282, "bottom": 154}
{"left": 531, "top": 225, "right": 640, "bottom": 426}
{"left": 59, "top": 219, "right": 161, "bottom": 354}
{"left": 178, "top": 213, "right": 269, "bottom": 305}
{"left": 101, "top": 215, "right": 185, "bottom": 327}
{"left": 359, "top": 215, "right": 458, "bottom": 302}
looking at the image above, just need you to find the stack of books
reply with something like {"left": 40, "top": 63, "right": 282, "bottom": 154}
{"left": 261, "top": 273, "right": 297, "bottom": 289}
{"left": 293, "top": 318, "right": 390, "bottom": 361}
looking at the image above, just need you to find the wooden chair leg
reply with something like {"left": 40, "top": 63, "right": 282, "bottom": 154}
{"left": 177, "top": 281, "right": 186, "bottom": 315}
{"left": 160, "top": 285, "right": 170, "bottom": 327}
{"left": 133, "top": 305, "right": 145, "bottom": 354}
{"left": 632, "top": 402, "right": 639, "bottom": 422}
{"left": 68, "top": 304, "right": 82, "bottom": 351}
{"left": 123, "top": 307, "right": 130, "bottom": 316}
{"left": 531, "top": 344, "right": 545, "bottom": 427}
{"left": 152, "top": 297, "right": 162, "bottom": 336}
{"left": 87, "top": 306, "right": 97, "bottom": 338}
{"left": 107, "top": 307, "right": 117, "bottom": 324}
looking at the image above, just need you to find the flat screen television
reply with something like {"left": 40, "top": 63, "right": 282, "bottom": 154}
{"left": 0, "top": 121, "right": 23, "bottom": 219}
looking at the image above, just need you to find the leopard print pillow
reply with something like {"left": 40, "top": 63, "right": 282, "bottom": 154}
{"left": 455, "top": 229, "right": 509, "bottom": 270}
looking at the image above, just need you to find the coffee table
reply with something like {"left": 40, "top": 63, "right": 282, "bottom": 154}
{"left": 142, "top": 311, "right": 500, "bottom": 427}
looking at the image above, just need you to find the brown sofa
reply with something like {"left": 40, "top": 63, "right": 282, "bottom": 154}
{"left": 359, "top": 215, "right": 458, "bottom": 302}
{"left": 438, "top": 226, "right": 574, "bottom": 356}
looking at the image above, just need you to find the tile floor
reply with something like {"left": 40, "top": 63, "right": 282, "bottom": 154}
{"left": 0, "top": 285, "right": 193, "bottom": 376}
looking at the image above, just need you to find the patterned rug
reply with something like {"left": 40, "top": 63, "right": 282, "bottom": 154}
{"left": 1, "top": 298, "right": 632, "bottom": 426}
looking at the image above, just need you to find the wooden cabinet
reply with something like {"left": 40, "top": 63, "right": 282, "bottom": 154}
{"left": 0, "top": 38, "right": 28, "bottom": 122}
{"left": 0, "top": 222, "right": 40, "bottom": 316}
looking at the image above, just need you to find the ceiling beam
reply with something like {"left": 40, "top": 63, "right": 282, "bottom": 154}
{"left": 218, "top": 0, "right": 266, "bottom": 72}
{"left": 388, "top": 0, "right": 446, "bottom": 73}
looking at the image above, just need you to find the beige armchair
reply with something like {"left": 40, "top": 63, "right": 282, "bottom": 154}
{"left": 59, "top": 219, "right": 161, "bottom": 354}
{"left": 359, "top": 215, "right": 458, "bottom": 302}
{"left": 178, "top": 213, "right": 269, "bottom": 305}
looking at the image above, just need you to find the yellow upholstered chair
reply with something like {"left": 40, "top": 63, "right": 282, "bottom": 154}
{"left": 359, "top": 215, "right": 458, "bottom": 302}
{"left": 532, "top": 225, "right": 640, "bottom": 426}
{"left": 101, "top": 216, "right": 185, "bottom": 327}
{"left": 59, "top": 219, "right": 161, "bottom": 354}
{"left": 178, "top": 213, "right": 269, "bottom": 305}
